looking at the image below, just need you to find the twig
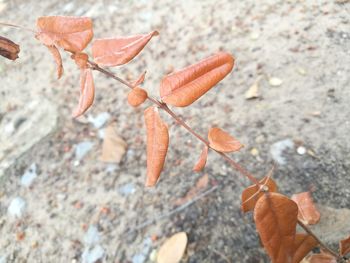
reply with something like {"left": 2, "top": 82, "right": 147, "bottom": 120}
{"left": 89, "top": 61, "right": 260, "bottom": 186}
{"left": 125, "top": 185, "right": 219, "bottom": 235}
{"left": 212, "top": 249, "right": 232, "bottom": 263}
{"left": 90, "top": 61, "right": 342, "bottom": 259}
{"left": 298, "top": 219, "right": 342, "bottom": 260}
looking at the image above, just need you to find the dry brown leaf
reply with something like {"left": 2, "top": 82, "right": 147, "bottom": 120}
{"left": 208, "top": 127, "right": 243, "bottom": 153}
{"left": 193, "top": 145, "right": 209, "bottom": 172}
{"left": 45, "top": 45, "right": 63, "bottom": 79}
{"left": 241, "top": 170, "right": 278, "bottom": 212}
{"left": 303, "top": 253, "right": 337, "bottom": 263}
{"left": 245, "top": 77, "right": 261, "bottom": 99}
{"left": 292, "top": 234, "right": 318, "bottom": 263}
{"left": 340, "top": 235, "right": 350, "bottom": 256}
{"left": 0, "top": 35, "right": 20, "bottom": 60}
{"left": 291, "top": 192, "right": 320, "bottom": 225}
{"left": 144, "top": 106, "right": 169, "bottom": 187}
{"left": 157, "top": 232, "right": 188, "bottom": 263}
{"left": 71, "top": 52, "right": 89, "bottom": 69}
{"left": 72, "top": 68, "right": 95, "bottom": 118}
{"left": 254, "top": 193, "right": 298, "bottom": 263}
{"left": 127, "top": 87, "right": 148, "bottom": 107}
{"left": 92, "top": 31, "right": 158, "bottom": 67}
{"left": 131, "top": 71, "right": 147, "bottom": 87}
{"left": 36, "top": 16, "right": 93, "bottom": 52}
{"left": 174, "top": 174, "right": 209, "bottom": 206}
{"left": 160, "top": 52, "right": 234, "bottom": 107}
{"left": 100, "top": 124, "right": 127, "bottom": 163}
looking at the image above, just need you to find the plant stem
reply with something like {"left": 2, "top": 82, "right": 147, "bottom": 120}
{"left": 297, "top": 219, "right": 342, "bottom": 260}
{"left": 0, "top": 22, "right": 36, "bottom": 33}
{"left": 89, "top": 61, "right": 342, "bottom": 260}
{"left": 89, "top": 61, "right": 260, "bottom": 186}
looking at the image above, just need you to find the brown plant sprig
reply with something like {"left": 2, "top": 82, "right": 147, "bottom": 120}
{"left": 1, "top": 16, "right": 348, "bottom": 263}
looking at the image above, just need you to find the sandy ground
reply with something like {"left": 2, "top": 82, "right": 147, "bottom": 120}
{"left": 0, "top": 0, "right": 350, "bottom": 262}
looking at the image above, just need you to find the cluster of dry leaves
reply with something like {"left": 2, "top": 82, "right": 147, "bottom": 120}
{"left": 1, "top": 16, "right": 350, "bottom": 263}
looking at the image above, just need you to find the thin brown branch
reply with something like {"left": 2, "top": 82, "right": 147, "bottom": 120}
{"left": 89, "top": 61, "right": 342, "bottom": 260}
{"left": 298, "top": 219, "right": 342, "bottom": 261}
{"left": 89, "top": 60, "right": 260, "bottom": 185}
{"left": 125, "top": 185, "right": 219, "bottom": 235}
{"left": 0, "top": 22, "right": 36, "bottom": 33}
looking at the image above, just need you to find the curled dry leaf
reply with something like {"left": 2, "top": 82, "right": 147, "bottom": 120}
{"left": 131, "top": 71, "right": 147, "bottom": 87}
{"left": 144, "top": 106, "right": 169, "bottom": 187}
{"left": 160, "top": 52, "right": 234, "bottom": 107}
{"left": 303, "top": 253, "right": 337, "bottom": 263}
{"left": 254, "top": 193, "right": 298, "bottom": 263}
{"left": 127, "top": 87, "right": 148, "bottom": 107}
{"left": 208, "top": 127, "right": 243, "bottom": 153}
{"left": 36, "top": 16, "right": 93, "bottom": 52}
{"left": 46, "top": 45, "right": 63, "bottom": 79}
{"left": 100, "top": 124, "right": 127, "bottom": 164}
{"left": 71, "top": 52, "right": 88, "bottom": 69}
{"left": 292, "top": 234, "right": 318, "bottom": 263}
{"left": 340, "top": 235, "right": 350, "bottom": 256}
{"left": 291, "top": 192, "right": 320, "bottom": 225}
{"left": 193, "top": 145, "right": 209, "bottom": 172}
{"left": 72, "top": 68, "right": 95, "bottom": 118}
{"left": 241, "top": 169, "right": 278, "bottom": 212}
{"left": 157, "top": 232, "right": 188, "bottom": 263}
{"left": 92, "top": 31, "right": 159, "bottom": 67}
{"left": 0, "top": 35, "right": 20, "bottom": 60}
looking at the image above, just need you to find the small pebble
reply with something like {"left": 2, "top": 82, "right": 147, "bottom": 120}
{"left": 297, "top": 146, "right": 306, "bottom": 155}
{"left": 81, "top": 245, "right": 105, "bottom": 263}
{"left": 118, "top": 183, "right": 136, "bottom": 196}
{"left": 88, "top": 112, "right": 110, "bottom": 129}
{"left": 21, "top": 163, "right": 37, "bottom": 187}
{"left": 270, "top": 139, "right": 294, "bottom": 165}
{"left": 250, "top": 148, "right": 259, "bottom": 156}
{"left": 8, "top": 197, "right": 26, "bottom": 218}
{"left": 84, "top": 225, "right": 100, "bottom": 246}
{"left": 75, "top": 141, "right": 94, "bottom": 160}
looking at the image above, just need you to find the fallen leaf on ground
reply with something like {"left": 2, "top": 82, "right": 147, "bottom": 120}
{"left": 157, "top": 232, "right": 188, "bottom": 263}
{"left": 254, "top": 193, "right": 298, "bottom": 263}
{"left": 291, "top": 192, "right": 320, "bottom": 225}
{"left": 340, "top": 235, "right": 350, "bottom": 256}
{"left": 160, "top": 52, "right": 234, "bottom": 107}
{"left": 193, "top": 145, "right": 209, "bottom": 172}
{"left": 292, "top": 233, "right": 318, "bottom": 263}
{"left": 92, "top": 31, "right": 158, "bottom": 67}
{"left": 144, "top": 106, "right": 169, "bottom": 187}
{"left": 302, "top": 253, "right": 337, "bottom": 263}
{"left": 100, "top": 124, "right": 127, "bottom": 163}
{"left": 245, "top": 77, "right": 261, "bottom": 99}
{"left": 268, "top": 77, "right": 283, "bottom": 87}
{"left": 127, "top": 87, "right": 148, "bottom": 107}
{"left": 241, "top": 168, "right": 277, "bottom": 212}
{"left": 72, "top": 68, "right": 95, "bottom": 118}
{"left": 208, "top": 127, "right": 243, "bottom": 153}
{"left": 36, "top": 16, "right": 93, "bottom": 52}
{"left": 0, "top": 35, "right": 20, "bottom": 60}
{"left": 174, "top": 174, "right": 209, "bottom": 206}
